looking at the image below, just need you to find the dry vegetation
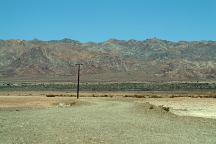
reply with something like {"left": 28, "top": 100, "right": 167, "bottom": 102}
{"left": 0, "top": 90, "right": 216, "bottom": 110}
{"left": 0, "top": 96, "right": 77, "bottom": 108}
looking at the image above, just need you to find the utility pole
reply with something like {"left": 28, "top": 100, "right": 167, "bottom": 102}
{"left": 75, "top": 64, "right": 83, "bottom": 99}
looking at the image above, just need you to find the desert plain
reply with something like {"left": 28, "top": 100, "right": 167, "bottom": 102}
{"left": 0, "top": 91, "right": 216, "bottom": 144}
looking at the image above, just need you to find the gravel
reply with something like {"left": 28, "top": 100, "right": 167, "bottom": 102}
{"left": 0, "top": 97, "right": 216, "bottom": 144}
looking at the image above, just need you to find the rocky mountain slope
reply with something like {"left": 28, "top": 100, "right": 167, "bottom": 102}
{"left": 0, "top": 38, "right": 216, "bottom": 82}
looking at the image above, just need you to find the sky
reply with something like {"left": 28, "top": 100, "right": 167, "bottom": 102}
{"left": 0, "top": 0, "right": 215, "bottom": 42}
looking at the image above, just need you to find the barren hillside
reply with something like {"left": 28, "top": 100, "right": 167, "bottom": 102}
{"left": 0, "top": 38, "right": 216, "bottom": 82}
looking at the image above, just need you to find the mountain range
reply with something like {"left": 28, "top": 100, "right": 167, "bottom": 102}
{"left": 0, "top": 38, "right": 216, "bottom": 82}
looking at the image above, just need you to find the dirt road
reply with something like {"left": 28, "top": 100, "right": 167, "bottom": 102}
{"left": 0, "top": 98, "right": 216, "bottom": 144}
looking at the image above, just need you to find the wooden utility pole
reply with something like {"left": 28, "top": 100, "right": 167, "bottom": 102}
{"left": 75, "top": 64, "right": 83, "bottom": 99}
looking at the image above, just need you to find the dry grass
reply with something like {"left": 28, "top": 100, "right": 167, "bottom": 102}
{"left": 0, "top": 90, "right": 216, "bottom": 99}
{"left": 124, "top": 94, "right": 146, "bottom": 98}
{"left": 0, "top": 91, "right": 216, "bottom": 109}
{"left": 0, "top": 91, "right": 216, "bottom": 98}
{"left": 0, "top": 96, "right": 76, "bottom": 108}
{"left": 46, "top": 94, "right": 76, "bottom": 97}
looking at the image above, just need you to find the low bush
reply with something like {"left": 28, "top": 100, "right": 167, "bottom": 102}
{"left": 46, "top": 94, "right": 57, "bottom": 97}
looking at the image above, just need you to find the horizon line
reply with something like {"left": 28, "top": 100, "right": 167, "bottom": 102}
{"left": 0, "top": 37, "right": 216, "bottom": 43}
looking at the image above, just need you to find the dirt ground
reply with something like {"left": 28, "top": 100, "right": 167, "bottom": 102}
{"left": 0, "top": 92, "right": 216, "bottom": 144}
{"left": 0, "top": 96, "right": 76, "bottom": 108}
{"left": 143, "top": 98, "right": 216, "bottom": 119}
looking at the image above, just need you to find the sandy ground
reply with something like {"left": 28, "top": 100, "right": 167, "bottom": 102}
{"left": 143, "top": 98, "right": 216, "bottom": 119}
{"left": 0, "top": 96, "right": 216, "bottom": 144}
{"left": 0, "top": 96, "right": 76, "bottom": 108}
{"left": 1, "top": 91, "right": 216, "bottom": 119}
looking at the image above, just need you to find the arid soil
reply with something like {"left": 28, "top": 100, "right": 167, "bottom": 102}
{"left": 143, "top": 98, "right": 216, "bottom": 119}
{"left": 0, "top": 92, "right": 216, "bottom": 144}
{"left": 0, "top": 96, "right": 76, "bottom": 108}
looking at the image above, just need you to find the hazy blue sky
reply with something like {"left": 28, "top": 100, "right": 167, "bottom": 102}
{"left": 0, "top": 0, "right": 215, "bottom": 42}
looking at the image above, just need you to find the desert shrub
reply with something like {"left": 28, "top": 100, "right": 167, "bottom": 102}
{"left": 169, "top": 95, "right": 176, "bottom": 98}
{"left": 124, "top": 94, "right": 145, "bottom": 98}
{"left": 124, "top": 95, "right": 131, "bottom": 97}
{"left": 149, "top": 95, "right": 162, "bottom": 98}
{"left": 104, "top": 94, "right": 109, "bottom": 97}
{"left": 46, "top": 94, "right": 57, "bottom": 97}
{"left": 162, "top": 106, "right": 170, "bottom": 112}
{"left": 67, "top": 94, "right": 75, "bottom": 97}
{"left": 134, "top": 95, "right": 145, "bottom": 98}
{"left": 1, "top": 82, "right": 216, "bottom": 91}
{"left": 149, "top": 105, "right": 154, "bottom": 109}
{"left": 158, "top": 105, "right": 170, "bottom": 112}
